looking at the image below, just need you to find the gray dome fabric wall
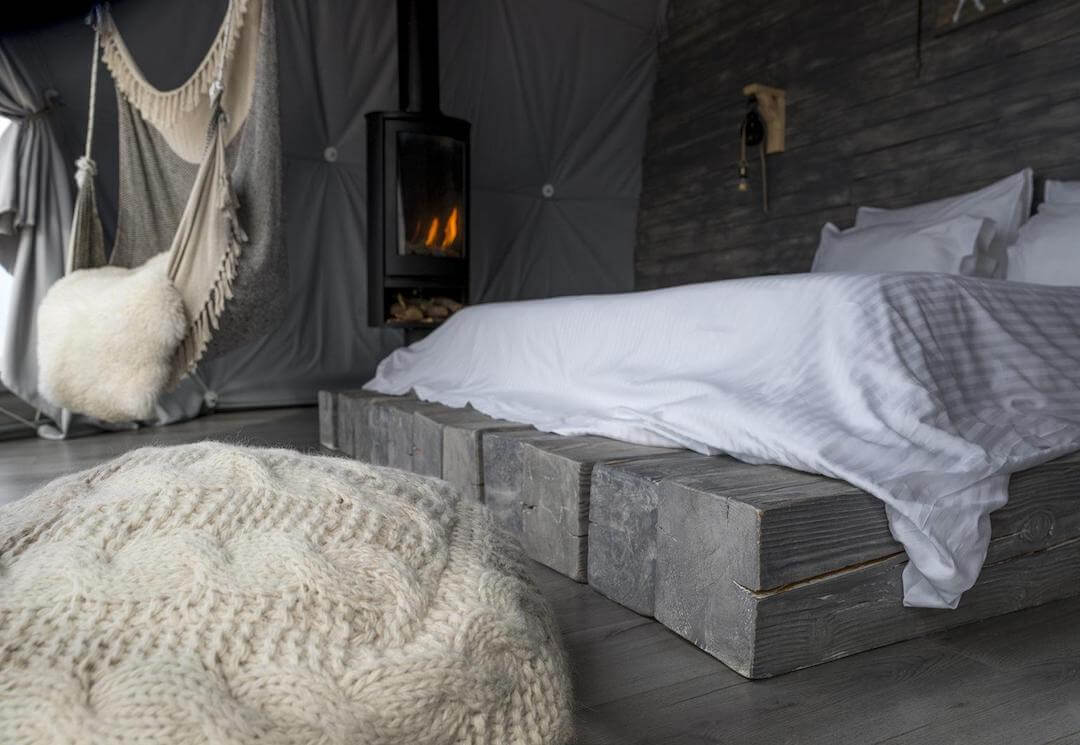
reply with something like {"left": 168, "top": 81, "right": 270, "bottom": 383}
{"left": 14, "top": 0, "right": 666, "bottom": 412}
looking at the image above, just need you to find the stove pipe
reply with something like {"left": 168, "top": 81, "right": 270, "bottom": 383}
{"left": 397, "top": 0, "right": 440, "bottom": 113}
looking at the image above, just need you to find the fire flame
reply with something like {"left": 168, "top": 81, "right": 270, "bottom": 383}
{"left": 424, "top": 217, "right": 441, "bottom": 247}
{"left": 417, "top": 207, "right": 461, "bottom": 253}
{"left": 441, "top": 207, "right": 459, "bottom": 250}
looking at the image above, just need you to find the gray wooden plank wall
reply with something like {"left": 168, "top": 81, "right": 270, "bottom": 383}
{"left": 636, "top": 0, "right": 1080, "bottom": 287}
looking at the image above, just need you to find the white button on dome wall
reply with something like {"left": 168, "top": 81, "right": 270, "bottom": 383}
{"left": 541, "top": 183, "right": 555, "bottom": 198}
{"left": 324, "top": 146, "right": 338, "bottom": 162}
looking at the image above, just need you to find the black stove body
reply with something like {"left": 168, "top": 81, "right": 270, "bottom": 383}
{"left": 367, "top": 0, "right": 470, "bottom": 328}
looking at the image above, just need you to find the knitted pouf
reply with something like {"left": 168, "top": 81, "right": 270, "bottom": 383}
{"left": 0, "top": 443, "right": 573, "bottom": 744}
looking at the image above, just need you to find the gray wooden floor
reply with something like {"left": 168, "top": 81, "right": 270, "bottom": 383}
{"left": 3, "top": 406, "right": 1079, "bottom": 745}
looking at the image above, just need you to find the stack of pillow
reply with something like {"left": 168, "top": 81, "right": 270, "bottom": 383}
{"left": 811, "top": 168, "right": 1076, "bottom": 283}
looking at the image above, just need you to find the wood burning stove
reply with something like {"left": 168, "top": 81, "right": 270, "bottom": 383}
{"left": 367, "top": 0, "right": 470, "bottom": 328}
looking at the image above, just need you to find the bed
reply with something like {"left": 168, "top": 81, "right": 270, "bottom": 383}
{"left": 364, "top": 272, "right": 1080, "bottom": 610}
{"left": 320, "top": 385, "right": 1080, "bottom": 677}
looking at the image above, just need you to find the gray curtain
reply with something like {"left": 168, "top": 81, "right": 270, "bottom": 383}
{"left": 0, "top": 40, "right": 70, "bottom": 431}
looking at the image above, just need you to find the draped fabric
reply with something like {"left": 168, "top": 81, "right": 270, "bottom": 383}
{"left": 0, "top": 41, "right": 71, "bottom": 433}
{"left": 99, "top": 0, "right": 286, "bottom": 375}
{"left": 6, "top": 0, "right": 667, "bottom": 425}
{"left": 33, "top": 0, "right": 285, "bottom": 434}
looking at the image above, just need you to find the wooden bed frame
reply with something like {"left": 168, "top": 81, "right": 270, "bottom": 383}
{"left": 319, "top": 390, "right": 1080, "bottom": 678}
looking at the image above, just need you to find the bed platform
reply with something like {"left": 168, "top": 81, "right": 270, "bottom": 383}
{"left": 320, "top": 390, "right": 531, "bottom": 501}
{"left": 481, "top": 430, "right": 678, "bottom": 580}
{"left": 319, "top": 390, "right": 1080, "bottom": 678}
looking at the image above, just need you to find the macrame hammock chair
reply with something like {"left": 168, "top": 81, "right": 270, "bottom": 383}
{"left": 37, "top": 0, "right": 284, "bottom": 424}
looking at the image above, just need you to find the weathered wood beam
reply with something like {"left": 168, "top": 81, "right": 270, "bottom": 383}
{"left": 655, "top": 450, "right": 1080, "bottom": 678}
{"left": 413, "top": 406, "right": 532, "bottom": 500}
{"left": 484, "top": 430, "right": 679, "bottom": 581}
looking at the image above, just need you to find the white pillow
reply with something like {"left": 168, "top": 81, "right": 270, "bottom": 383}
{"left": 1037, "top": 201, "right": 1080, "bottom": 218}
{"left": 811, "top": 215, "right": 993, "bottom": 275}
{"left": 1044, "top": 179, "right": 1080, "bottom": 206}
{"left": 855, "top": 169, "right": 1033, "bottom": 277}
{"left": 1005, "top": 210, "right": 1080, "bottom": 286}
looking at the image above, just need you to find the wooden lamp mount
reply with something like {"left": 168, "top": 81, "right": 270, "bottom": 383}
{"left": 743, "top": 84, "right": 785, "bottom": 154}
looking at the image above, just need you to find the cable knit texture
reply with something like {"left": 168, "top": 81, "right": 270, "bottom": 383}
{"left": 0, "top": 443, "right": 573, "bottom": 744}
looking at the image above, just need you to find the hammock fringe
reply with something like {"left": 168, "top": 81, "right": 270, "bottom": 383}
{"left": 170, "top": 165, "right": 246, "bottom": 386}
{"left": 99, "top": 0, "right": 251, "bottom": 129}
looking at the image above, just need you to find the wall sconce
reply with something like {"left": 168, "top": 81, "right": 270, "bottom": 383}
{"left": 737, "top": 84, "right": 785, "bottom": 213}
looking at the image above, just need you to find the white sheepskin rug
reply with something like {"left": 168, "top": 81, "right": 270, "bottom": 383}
{"left": 36, "top": 253, "right": 187, "bottom": 422}
{"left": 0, "top": 443, "right": 574, "bottom": 745}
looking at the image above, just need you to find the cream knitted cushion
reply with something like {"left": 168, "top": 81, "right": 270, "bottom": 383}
{"left": 0, "top": 443, "right": 572, "bottom": 744}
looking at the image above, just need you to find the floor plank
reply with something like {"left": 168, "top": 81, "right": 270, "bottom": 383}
{"left": 2, "top": 405, "right": 1079, "bottom": 744}
{"left": 564, "top": 614, "right": 746, "bottom": 710}
{"left": 584, "top": 639, "right": 1010, "bottom": 745}
{"left": 1045, "top": 733, "right": 1080, "bottom": 745}
{"left": 0, "top": 407, "right": 324, "bottom": 506}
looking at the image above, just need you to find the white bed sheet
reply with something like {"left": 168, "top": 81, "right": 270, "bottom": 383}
{"left": 367, "top": 273, "right": 1080, "bottom": 608}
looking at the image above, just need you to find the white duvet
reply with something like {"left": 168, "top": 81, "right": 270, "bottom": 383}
{"left": 367, "top": 273, "right": 1080, "bottom": 608}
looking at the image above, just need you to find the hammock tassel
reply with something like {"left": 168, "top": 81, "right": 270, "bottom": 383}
{"left": 74, "top": 155, "right": 96, "bottom": 188}
{"left": 66, "top": 163, "right": 106, "bottom": 274}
